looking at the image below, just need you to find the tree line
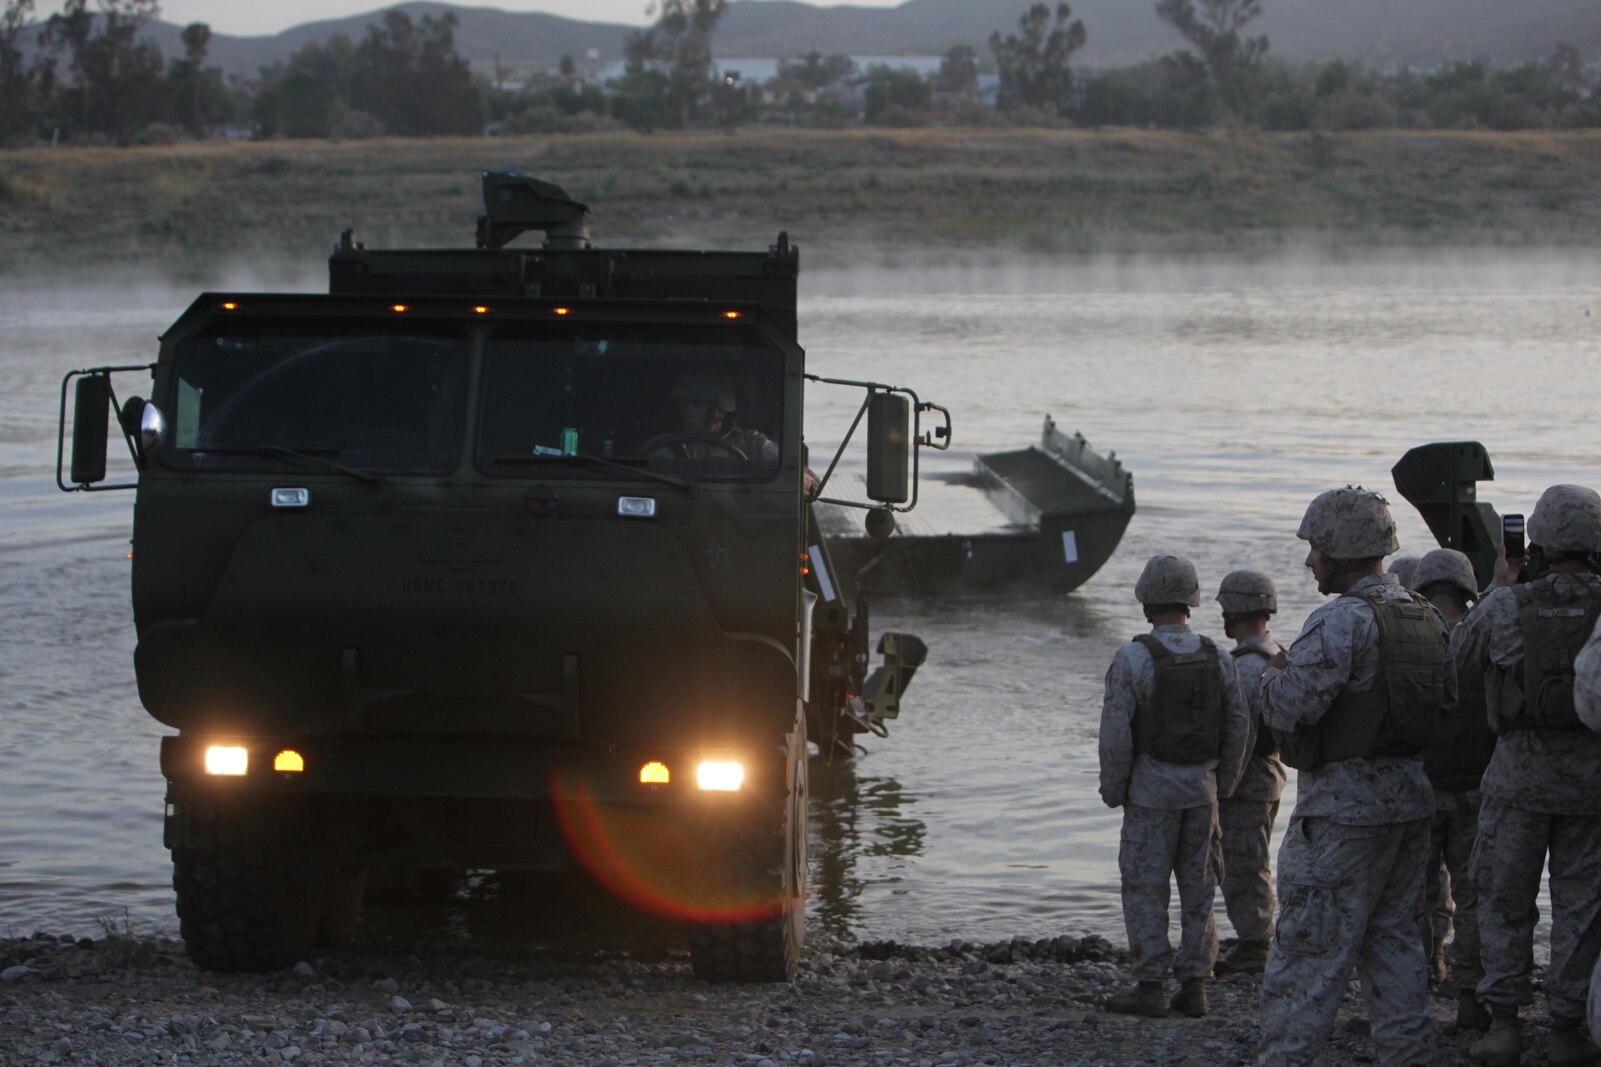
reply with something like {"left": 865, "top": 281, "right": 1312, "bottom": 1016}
{"left": 2, "top": 0, "right": 1597, "bottom": 148}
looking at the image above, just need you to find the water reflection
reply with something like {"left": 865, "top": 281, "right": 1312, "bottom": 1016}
{"left": 807, "top": 757, "right": 927, "bottom": 940}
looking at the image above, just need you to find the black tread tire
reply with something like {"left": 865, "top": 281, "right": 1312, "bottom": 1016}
{"left": 172, "top": 798, "right": 322, "bottom": 972}
{"left": 317, "top": 867, "right": 367, "bottom": 949}
{"left": 688, "top": 738, "right": 807, "bottom": 982}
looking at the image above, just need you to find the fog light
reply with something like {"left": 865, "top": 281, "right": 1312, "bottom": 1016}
{"left": 639, "top": 761, "right": 670, "bottom": 784}
{"left": 273, "top": 749, "right": 305, "bottom": 773}
{"left": 695, "top": 760, "right": 744, "bottom": 791}
{"left": 204, "top": 745, "right": 248, "bottom": 776}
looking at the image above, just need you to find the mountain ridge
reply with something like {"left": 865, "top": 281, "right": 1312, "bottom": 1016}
{"left": 23, "top": 0, "right": 1598, "bottom": 79}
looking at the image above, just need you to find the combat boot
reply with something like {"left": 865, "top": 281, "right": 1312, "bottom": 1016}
{"left": 1169, "top": 977, "right": 1209, "bottom": 1018}
{"left": 1549, "top": 1015, "right": 1601, "bottom": 1066}
{"left": 1104, "top": 981, "right": 1168, "bottom": 1018}
{"left": 1216, "top": 938, "right": 1270, "bottom": 975}
{"left": 1466, "top": 1005, "right": 1520, "bottom": 1067}
{"left": 1455, "top": 990, "right": 1490, "bottom": 1031}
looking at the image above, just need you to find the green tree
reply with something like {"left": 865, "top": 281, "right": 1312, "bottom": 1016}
{"left": 254, "top": 36, "right": 356, "bottom": 138}
{"left": 623, "top": 0, "right": 727, "bottom": 128}
{"left": 350, "top": 10, "right": 483, "bottom": 136}
{"left": 0, "top": 0, "right": 40, "bottom": 144}
{"left": 165, "top": 22, "right": 223, "bottom": 136}
{"left": 1153, "top": 0, "right": 1267, "bottom": 90}
{"left": 45, "top": 0, "right": 166, "bottom": 143}
{"left": 935, "top": 44, "right": 978, "bottom": 98}
{"left": 864, "top": 64, "right": 931, "bottom": 123}
{"left": 988, "top": 3, "right": 1087, "bottom": 115}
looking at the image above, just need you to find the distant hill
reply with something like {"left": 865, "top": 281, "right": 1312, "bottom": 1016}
{"left": 20, "top": 0, "right": 1599, "bottom": 79}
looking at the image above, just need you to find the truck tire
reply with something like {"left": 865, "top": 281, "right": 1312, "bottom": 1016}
{"left": 688, "top": 747, "right": 808, "bottom": 982}
{"left": 171, "top": 798, "right": 322, "bottom": 972}
{"left": 317, "top": 867, "right": 367, "bottom": 949}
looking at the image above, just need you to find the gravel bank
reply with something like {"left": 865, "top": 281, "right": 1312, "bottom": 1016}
{"left": 0, "top": 925, "right": 1549, "bottom": 1065}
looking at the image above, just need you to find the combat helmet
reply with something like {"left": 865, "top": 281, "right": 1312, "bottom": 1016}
{"left": 1527, "top": 485, "right": 1601, "bottom": 553}
{"left": 1135, "top": 554, "right": 1201, "bottom": 607}
{"left": 1412, "top": 548, "right": 1478, "bottom": 602}
{"left": 670, "top": 367, "right": 737, "bottom": 413}
{"left": 1296, "top": 486, "right": 1399, "bottom": 559}
{"left": 1386, "top": 555, "right": 1420, "bottom": 590}
{"left": 1216, "top": 570, "right": 1277, "bottom": 615}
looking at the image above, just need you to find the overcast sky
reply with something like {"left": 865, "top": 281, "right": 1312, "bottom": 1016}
{"left": 33, "top": 0, "right": 912, "bottom": 37}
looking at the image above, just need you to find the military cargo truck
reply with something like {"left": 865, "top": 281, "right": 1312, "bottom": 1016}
{"left": 57, "top": 172, "right": 944, "bottom": 981}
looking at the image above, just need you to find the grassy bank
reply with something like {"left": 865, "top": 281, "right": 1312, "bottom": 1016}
{"left": 1, "top": 127, "right": 1599, "bottom": 277}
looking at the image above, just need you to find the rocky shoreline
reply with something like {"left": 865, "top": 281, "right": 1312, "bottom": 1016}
{"left": 0, "top": 925, "right": 1550, "bottom": 1065}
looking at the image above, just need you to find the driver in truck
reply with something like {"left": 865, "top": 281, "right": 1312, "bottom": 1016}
{"left": 660, "top": 367, "right": 779, "bottom": 463}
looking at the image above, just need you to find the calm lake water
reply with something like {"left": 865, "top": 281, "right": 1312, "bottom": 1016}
{"left": 2, "top": 248, "right": 1597, "bottom": 953}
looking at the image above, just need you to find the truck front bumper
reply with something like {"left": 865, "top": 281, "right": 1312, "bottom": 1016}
{"left": 158, "top": 733, "right": 787, "bottom": 805}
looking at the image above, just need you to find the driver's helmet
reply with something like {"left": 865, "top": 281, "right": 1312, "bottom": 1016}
{"left": 669, "top": 367, "right": 736, "bottom": 414}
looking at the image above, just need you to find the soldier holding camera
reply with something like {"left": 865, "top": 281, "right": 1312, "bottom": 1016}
{"left": 1454, "top": 485, "right": 1601, "bottom": 1067}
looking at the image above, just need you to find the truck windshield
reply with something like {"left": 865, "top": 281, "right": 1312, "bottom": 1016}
{"left": 477, "top": 332, "right": 783, "bottom": 482}
{"left": 165, "top": 322, "right": 470, "bottom": 476}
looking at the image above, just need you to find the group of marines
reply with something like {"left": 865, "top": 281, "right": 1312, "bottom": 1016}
{"left": 1097, "top": 483, "right": 1601, "bottom": 1067}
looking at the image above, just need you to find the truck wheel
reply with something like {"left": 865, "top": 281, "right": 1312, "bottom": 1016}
{"left": 688, "top": 748, "right": 808, "bottom": 982}
{"left": 316, "top": 866, "right": 367, "bottom": 949}
{"left": 171, "top": 798, "right": 322, "bottom": 972}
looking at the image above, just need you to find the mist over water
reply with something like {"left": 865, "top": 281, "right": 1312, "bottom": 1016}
{"left": 2, "top": 248, "right": 1597, "bottom": 953}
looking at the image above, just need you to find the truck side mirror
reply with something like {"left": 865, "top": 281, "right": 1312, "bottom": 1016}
{"left": 865, "top": 392, "right": 909, "bottom": 504}
{"left": 70, "top": 375, "right": 111, "bottom": 485}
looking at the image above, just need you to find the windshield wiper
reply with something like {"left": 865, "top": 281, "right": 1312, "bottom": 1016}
{"left": 194, "top": 445, "right": 386, "bottom": 486}
{"left": 492, "top": 452, "right": 693, "bottom": 492}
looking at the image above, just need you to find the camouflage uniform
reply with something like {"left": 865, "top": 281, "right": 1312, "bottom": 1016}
{"left": 1453, "top": 570, "right": 1601, "bottom": 1021}
{"left": 1255, "top": 488, "right": 1444, "bottom": 1067}
{"left": 1575, "top": 616, "right": 1601, "bottom": 732}
{"left": 1257, "top": 570, "right": 1443, "bottom": 1067}
{"left": 1220, "top": 631, "right": 1286, "bottom": 943}
{"left": 1412, "top": 547, "right": 1494, "bottom": 1002}
{"left": 1100, "top": 623, "right": 1251, "bottom": 982}
{"left": 679, "top": 425, "right": 777, "bottom": 463}
{"left": 1584, "top": 620, "right": 1601, "bottom": 1048}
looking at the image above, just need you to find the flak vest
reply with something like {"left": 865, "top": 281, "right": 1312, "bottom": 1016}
{"left": 1131, "top": 634, "right": 1223, "bottom": 765}
{"left": 1276, "top": 589, "right": 1445, "bottom": 773}
{"left": 1232, "top": 643, "right": 1280, "bottom": 759}
{"left": 1487, "top": 577, "right": 1601, "bottom": 734}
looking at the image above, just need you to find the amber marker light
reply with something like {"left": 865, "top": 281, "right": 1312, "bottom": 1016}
{"left": 203, "top": 745, "right": 248, "bottom": 776}
{"left": 639, "top": 761, "right": 670, "bottom": 785}
{"left": 391, "top": 303, "right": 409, "bottom": 313}
{"left": 723, "top": 310, "right": 742, "bottom": 319}
{"left": 552, "top": 307, "right": 572, "bottom": 316}
{"left": 273, "top": 749, "right": 305, "bottom": 773}
{"left": 695, "top": 760, "right": 744, "bottom": 792}
{"left": 472, "top": 305, "right": 491, "bottom": 315}
{"left": 219, "top": 301, "right": 239, "bottom": 311}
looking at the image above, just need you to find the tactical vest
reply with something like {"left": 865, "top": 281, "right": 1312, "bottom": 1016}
{"left": 1232, "top": 643, "right": 1280, "bottom": 759}
{"left": 1487, "top": 577, "right": 1601, "bottom": 734}
{"left": 1277, "top": 589, "right": 1445, "bottom": 773}
{"left": 1424, "top": 632, "right": 1496, "bottom": 792}
{"left": 1131, "top": 634, "right": 1223, "bottom": 765}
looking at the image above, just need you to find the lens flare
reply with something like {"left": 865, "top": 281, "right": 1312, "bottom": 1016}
{"left": 549, "top": 771, "right": 790, "bottom": 925}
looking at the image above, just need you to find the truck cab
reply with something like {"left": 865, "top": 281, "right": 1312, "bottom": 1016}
{"left": 60, "top": 172, "right": 940, "bottom": 981}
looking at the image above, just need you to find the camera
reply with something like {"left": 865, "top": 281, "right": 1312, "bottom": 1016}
{"left": 1502, "top": 513, "right": 1525, "bottom": 558}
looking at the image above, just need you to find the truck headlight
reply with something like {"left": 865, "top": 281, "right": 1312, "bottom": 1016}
{"left": 695, "top": 760, "right": 744, "bottom": 792}
{"left": 203, "top": 745, "right": 248, "bottom": 776}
